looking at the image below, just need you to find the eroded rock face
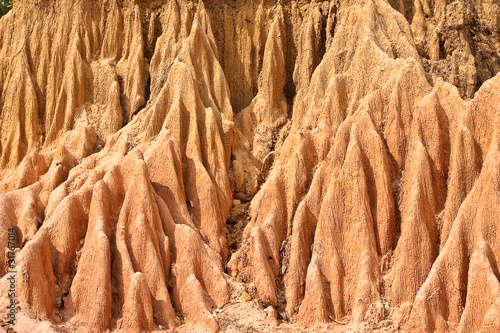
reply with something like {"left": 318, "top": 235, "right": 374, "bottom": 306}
{"left": 0, "top": 0, "right": 499, "bottom": 332}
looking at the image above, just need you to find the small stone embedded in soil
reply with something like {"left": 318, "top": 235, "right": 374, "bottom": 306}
{"left": 265, "top": 306, "right": 278, "bottom": 319}
{"left": 242, "top": 292, "right": 253, "bottom": 302}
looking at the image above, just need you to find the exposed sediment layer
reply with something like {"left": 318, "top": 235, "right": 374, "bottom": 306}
{"left": 0, "top": 0, "right": 500, "bottom": 332}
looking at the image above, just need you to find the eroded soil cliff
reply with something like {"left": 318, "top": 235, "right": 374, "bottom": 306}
{"left": 0, "top": 0, "right": 500, "bottom": 332}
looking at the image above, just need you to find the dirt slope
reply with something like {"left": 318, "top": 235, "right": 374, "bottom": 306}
{"left": 0, "top": 0, "right": 499, "bottom": 332}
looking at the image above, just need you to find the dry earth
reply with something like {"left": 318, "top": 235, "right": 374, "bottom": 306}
{"left": 0, "top": 0, "right": 500, "bottom": 332}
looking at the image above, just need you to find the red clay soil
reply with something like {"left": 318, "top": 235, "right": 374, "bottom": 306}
{"left": 0, "top": 0, "right": 500, "bottom": 332}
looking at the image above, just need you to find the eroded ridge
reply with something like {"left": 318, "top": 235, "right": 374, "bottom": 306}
{"left": 0, "top": 0, "right": 500, "bottom": 332}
